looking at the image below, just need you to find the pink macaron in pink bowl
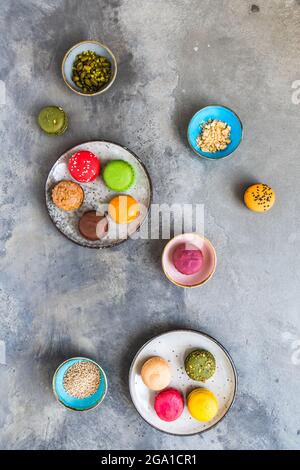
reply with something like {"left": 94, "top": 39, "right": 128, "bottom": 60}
{"left": 162, "top": 233, "right": 217, "bottom": 288}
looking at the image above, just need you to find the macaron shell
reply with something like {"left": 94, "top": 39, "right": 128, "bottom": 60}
{"left": 68, "top": 151, "right": 100, "bottom": 182}
{"left": 108, "top": 195, "right": 140, "bottom": 224}
{"left": 38, "top": 106, "right": 68, "bottom": 135}
{"left": 187, "top": 388, "right": 218, "bottom": 422}
{"left": 185, "top": 349, "right": 216, "bottom": 382}
{"left": 52, "top": 180, "right": 84, "bottom": 211}
{"left": 154, "top": 388, "right": 184, "bottom": 422}
{"left": 78, "top": 211, "right": 109, "bottom": 241}
{"left": 141, "top": 357, "right": 171, "bottom": 391}
{"left": 244, "top": 183, "right": 275, "bottom": 212}
{"left": 103, "top": 160, "right": 135, "bottom": 191}
{"left": 173, "top": 243, "right": 204, "bottom": 275}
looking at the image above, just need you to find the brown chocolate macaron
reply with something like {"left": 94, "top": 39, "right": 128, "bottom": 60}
{"left": 78, "top": 211, "right": 109, "bottom": 241}
{"left": 52, "top": 180, "right": 84, "bottom": 211}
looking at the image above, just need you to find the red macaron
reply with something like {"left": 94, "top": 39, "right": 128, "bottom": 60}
{"left": 68, "top": 151, "right": 100, "bottom": 183}
{"left": 154, "top": 388, "right": 184, "bottom": 422}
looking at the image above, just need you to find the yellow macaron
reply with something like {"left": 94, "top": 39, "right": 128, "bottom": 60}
{"left": 108, "top": 195, "right": 140, "bottom": 224}
{"left": 187, "top": 388, "right": 218, "bottom": 422}
{"left": 244, "top": 183, "right": 275, "bottom": 213}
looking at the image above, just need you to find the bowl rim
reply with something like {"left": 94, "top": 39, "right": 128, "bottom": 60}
{"left": 187, "top": 104, "right": 243, "bottom": 160}
{"left": 62, "top": 40, "right": 118, "bottom": 97}
{"left": 52, "top": 356, "right": 108, "bottom": 412}
{"left": 161, "top": 233, "right": 217, "bottom": 288}
{"left": 128, "top": 328, "right": 238, "bottom": 436}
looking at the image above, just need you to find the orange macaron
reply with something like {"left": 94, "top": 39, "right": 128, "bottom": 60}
{"left": 108, "top": 195, "right": 140, "bottom": 224}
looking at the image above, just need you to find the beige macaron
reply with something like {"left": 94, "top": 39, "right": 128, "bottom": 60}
{"left": 141, "top": 356, "right": 171, "bottom": 391}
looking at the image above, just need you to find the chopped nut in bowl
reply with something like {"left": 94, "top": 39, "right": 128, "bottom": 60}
{"left": 187, "top": 106, "right": 243, "bottom": 160}
{"left": 196, "top": 119, "right": 231, "bottom": 153}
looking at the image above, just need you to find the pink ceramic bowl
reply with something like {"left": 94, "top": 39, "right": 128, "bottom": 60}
{"left": 162, "top": 233, "right": 217, "bottom": 288}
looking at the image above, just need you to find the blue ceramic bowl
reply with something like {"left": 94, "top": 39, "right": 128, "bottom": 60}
{"left": 187, "top": 105, "right": 243, "bottom": 160}
{"left": 53, "top": 357, "right": 107, "bottom": 411}
{"left": 62, "top": 40, "right": 117, "bottom": 96}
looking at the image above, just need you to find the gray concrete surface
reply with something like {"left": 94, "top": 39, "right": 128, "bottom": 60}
{"left": 0, "top": 0, "right": 300, "bottom": 450}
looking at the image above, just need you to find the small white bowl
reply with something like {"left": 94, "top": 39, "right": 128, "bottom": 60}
{"left": 62, "top": 40, "right": 117, "bottom": 96}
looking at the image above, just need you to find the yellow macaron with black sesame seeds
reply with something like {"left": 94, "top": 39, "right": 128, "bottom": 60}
{"left": 244, "top": 183, "right": 275, "bottom": 213}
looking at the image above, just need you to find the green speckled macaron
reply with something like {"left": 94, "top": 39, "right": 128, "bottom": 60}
{"left": 185, "top": 349, "right": 216, "bottom": 382}
{"left": 103, "top": 160, "right": 135, "bottom": 192}
{"left": 38, "top": 106, "right": 68, "bottom": 135}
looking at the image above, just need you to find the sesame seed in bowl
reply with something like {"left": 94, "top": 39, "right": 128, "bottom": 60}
{"left": 53, "top": 357, "right": 108, "bottom": 411}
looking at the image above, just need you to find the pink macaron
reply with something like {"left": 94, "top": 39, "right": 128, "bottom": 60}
{"left": 172, "top": 243, "right": 203, "bottom": 275}
{"left": 154, "top": 388, "right": 184, "bottom": 422}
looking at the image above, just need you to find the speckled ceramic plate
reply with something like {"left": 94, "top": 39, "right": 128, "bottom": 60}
{"left": 45, "top": 141, "right": 152, "bottom": 248}
{"left": 129, "top": 329, "right": 237, "bottom": 435}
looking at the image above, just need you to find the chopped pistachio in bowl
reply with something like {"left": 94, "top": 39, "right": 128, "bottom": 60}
{"left": 62, "top": 40, "right": 117, "bottom": 96}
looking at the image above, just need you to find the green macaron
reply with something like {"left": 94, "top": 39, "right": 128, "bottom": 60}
{"left": 38, "top": 106, "right": 68, "bottom": 135}
{"left": 103, "top": 160, "right": 135, "bottom": 192}
{"left": 185, "top": 349, "right": 216, "bottom": 382}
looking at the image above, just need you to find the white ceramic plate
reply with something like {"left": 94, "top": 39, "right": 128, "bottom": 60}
{"left": 129, "top": 329, "right": 237, "bottom": 435}
{"left": 45, "top": 141, "right": 152, "bottom": 248}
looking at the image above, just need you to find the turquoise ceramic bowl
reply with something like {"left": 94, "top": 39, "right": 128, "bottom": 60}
{"left": 53, "top": 357, "right": 107, "bottom": 411}
{"left": 62, "top": 40, "right": 117, "bottom": 96}
{"left": 187, "top": 105, "right": 243, "bottom": 160}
